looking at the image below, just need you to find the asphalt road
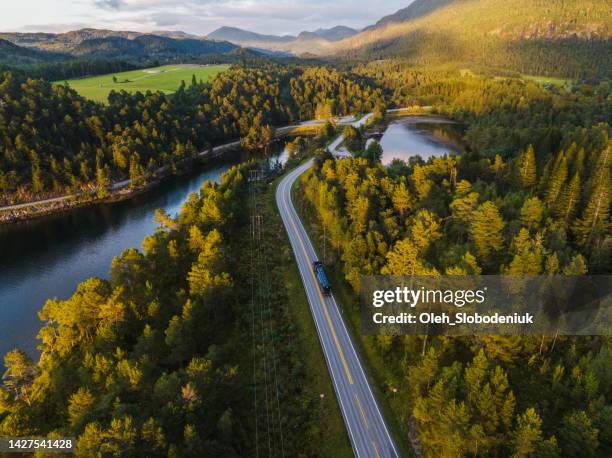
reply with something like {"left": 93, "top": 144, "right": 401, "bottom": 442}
{"left": 276, "top": 148, "right": 401, "bottom": 456}
{"left": 0, "top": 116, "right": 359, "bottom": 213}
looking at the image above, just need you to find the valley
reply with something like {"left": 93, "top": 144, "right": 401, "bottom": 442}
{"left": 0, "top": 1, "right": 610, "bottom": 457}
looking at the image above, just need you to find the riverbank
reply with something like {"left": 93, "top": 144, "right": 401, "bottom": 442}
{"left": 0, "top": 148, "right": 233, "bottom": 225}
{"left": 0, "top": 117, "right": 346, "bottom": 225}
{"left": 0, "top": 109, "right": 431, "bottom": 225}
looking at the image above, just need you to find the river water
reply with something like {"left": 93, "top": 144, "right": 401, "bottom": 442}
{"left": 0, "top": 145, "right": 288, "bottom": 361}
{"left": 0, "top": 117, "right": 461, "bottom": 362}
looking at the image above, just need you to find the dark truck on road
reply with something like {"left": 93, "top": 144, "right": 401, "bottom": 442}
{"left": 313, "top": 261, "right": 331, "bottom": 295}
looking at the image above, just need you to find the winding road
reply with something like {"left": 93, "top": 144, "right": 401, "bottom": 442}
{"left": 276, "top": 115, "right": 401, "bottom": 457}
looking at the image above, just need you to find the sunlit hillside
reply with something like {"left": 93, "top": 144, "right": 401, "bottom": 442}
{"left": 333, "top": 0, "right": 612, "bottom": 77}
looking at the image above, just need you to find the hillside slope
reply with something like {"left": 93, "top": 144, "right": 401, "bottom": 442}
{"left": 0, "top": 30, "right": 239, "bottom": 63}
{"left": 71, "top": 35, "right": 237, "bottom": 59}
{"left": 334, "top": 0, "right": 612, "bottom": 77}
{"left": 0, "top": 38, "right": 66, "bottom": 65}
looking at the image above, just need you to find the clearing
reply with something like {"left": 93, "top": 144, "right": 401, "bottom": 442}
{"left": 58, "top": 64, "right": 229, "bottom": 102}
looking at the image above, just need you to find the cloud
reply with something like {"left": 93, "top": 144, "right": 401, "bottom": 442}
{"left": 94, "top": 0, "right": 125, "bottom": 10}
{"left": 4, "top": 0, "right": 413, "bottom": 35}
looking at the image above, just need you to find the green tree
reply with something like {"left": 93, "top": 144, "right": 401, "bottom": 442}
{"left": 520, "top": 197, "right": 544, "bottom": 231}
{"left": 544, "top": 154, "right": 568, "bottom": 205}
{"left": 558, "top": 410, "right": 599, "bottom": 457}
{"left": 572, "top": 168, "right": 610, "bottom": 250}
{"left": 512, "top": 408, "right": 544, "bottom": 457}
{"left": 68, "top": 387, "right": 95, "bottom": 428}
{"left": 555, "top": 172, "right": 581, "bottom": 223}
{"left": 469, "top": 201, "right": 505, "bottom": 264}
{"left": 516, "top": 145, "right": 537, "bottom": 189}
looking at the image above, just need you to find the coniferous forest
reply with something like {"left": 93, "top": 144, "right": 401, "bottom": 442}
{"left": 0, "top": 1, "right": 611, "bottom": 456}
{"left": 1, "top": 57, "right": 610, "bottom": 456}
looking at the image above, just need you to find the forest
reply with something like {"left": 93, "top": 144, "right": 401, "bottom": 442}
{"left": 297, "top": 63, "right": 611, "bottom": 456}
{"left": 0, "top": 147, "right": 345, "bottom": 456}
{"left": 0, "top": 56, "right": 610, "bottom": 456}
{"left": 0, "top": 64, "right": 381, "bottom": 206}
{"left": 337, "top": 0, "right": 612, "bottom": 80}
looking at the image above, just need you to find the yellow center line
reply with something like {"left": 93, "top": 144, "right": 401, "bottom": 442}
{"left": 372, "top": 441, "right": 381, "bottom": 458}
{"left": 354, "top": 393, "right": 369, "bottom": 428}
{"left": 281, "top": 177, "right": 354, "bottom": 385}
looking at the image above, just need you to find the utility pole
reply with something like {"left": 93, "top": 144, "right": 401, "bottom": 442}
{"left": 323, "top": 225, "right": 327, "bottom": 264}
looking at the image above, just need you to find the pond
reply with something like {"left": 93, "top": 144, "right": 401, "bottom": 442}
{"left": 377, "top": 116, "right": 464, "bottom": 164}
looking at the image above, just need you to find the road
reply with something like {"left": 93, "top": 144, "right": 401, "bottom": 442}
{"left": 0, "top": 115, "right": 359, "bottom": 213}
{"left": 276, "top": 117, "right": 401, "bottom": 457}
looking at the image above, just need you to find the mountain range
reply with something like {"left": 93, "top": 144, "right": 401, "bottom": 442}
{"left": 1, "top": 0, "right": 610, "bottom": 76}
{"left": 205, "top": 25, "right": 359, "bottom": 55}
{"left": 0, "top": 28, "right": 238, "bottom": 63}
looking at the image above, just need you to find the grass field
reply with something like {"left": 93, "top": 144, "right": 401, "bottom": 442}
{"left": 521, "top": 74, "right": 573, "bottom": 88}
{"left": 59, "top": 64, "right": 229, "bottom": 102}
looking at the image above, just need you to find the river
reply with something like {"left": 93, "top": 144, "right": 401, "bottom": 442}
{"left": 0, "top": 144, "right": 288, "bottom": 361}
{"left": 0, "top": 116, "right": 461, "bottom": 363}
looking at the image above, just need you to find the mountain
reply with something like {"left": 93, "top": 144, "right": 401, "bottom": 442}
{"left": 0, "top": 29, "right": 142, "bottom": 52}
{"left": 207, "top": 26, "right": 294, "bottom": 44}
{"left": 150, "top": 31, "right": 200, "bottom": 40}
{"left": 0, "top": 38, "right": 67, "bottom": 65}
{"left": 206, "top": 25, "right": 357, "bottom": 55}
{"left": 332, "top": 0, "right": 612, "bottom": 77}
{"left": 312, "top": 26, "right": 358, "bottom": 41}
{"left": 364, "top": 0, "right": 454, "bottom": 31}
{"left": 71, "top": 35, "right": 237, "bottom": 59}
{"left": 0, "top": 29, "right": 239, "bottom": 63}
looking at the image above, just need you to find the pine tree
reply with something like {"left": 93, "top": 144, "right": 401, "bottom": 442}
{"left": 558, "top": 410, "right": 599, "bottom": 457}
{"left": 545, "top": 154, "right": 568, "bottom": 205}
{"left": 381, "top": 239, "right": 438, "bottom": 276}
{"left": 2, "top": 350, "right": 35, "bottom": 407}
{"left": 68, "top": 387, "right": 95, "bottom": 427}
{"left": 572, "top": 168, "right": 610, "bottom": 250}
{"left": 96, "top": 161, "right": 111, "bottom": 198}
{"left": 520, "top": 197, "right": 543, "bottom": 231}
{"left": 516, "top": 145, "right": 537, "bottom": 190}
{"left": 555, "top": 172, "right": 581, "bottom": 223}
{"left": 512, "top": 408, "right": 544, "bottom": 457}
{"left": 469, "top": 201, "right": 505, "bottom": 263}
{"left": 491, "top": 154, "right": 506, "bottom": 183}
{"left": 391, "top": 180, "right": 415, "bottom": 217}
{"left": 411, "top": 209, "right": 442, "bottom": 252}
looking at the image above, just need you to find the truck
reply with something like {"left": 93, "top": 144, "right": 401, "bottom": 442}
{"left": 312, "top": 261, "right": 331, "bottom": 295}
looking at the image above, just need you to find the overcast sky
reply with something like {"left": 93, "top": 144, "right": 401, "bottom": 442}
{"left": 2, "top": 0, "right": 412, "bottom": 35}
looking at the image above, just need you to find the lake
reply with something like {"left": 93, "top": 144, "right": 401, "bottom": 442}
{"left": 377, "top": 116, "right": 464, "bottom": 164}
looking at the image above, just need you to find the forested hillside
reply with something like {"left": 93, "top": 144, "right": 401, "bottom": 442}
{"left": 0, "top": 38, "right": 66, "bottom": 66}
{"left": 334, "top": 0, "right": 612, "bottom": 78}
{"left": 0, "top": 53, "right": 610, "bottom": 455}
{"left": 0, "top": 30, "right": 239, "bottom": 63}
{"left": 298, "top": 64, "right": 612, "bottom": 456}
{"left": 0, "top": 157, "right": 344, "bottom": 456}
{"left": 0, "top": 65, "right": 381, "bottom": 206}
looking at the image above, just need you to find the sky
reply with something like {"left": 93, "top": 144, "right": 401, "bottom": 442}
{"left": 1, "top": 0, "right": 413, "bottom": 36}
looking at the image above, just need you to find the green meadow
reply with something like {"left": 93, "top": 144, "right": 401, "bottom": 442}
{"left": 58, "top": 64, "right": 229, "bottom": 102}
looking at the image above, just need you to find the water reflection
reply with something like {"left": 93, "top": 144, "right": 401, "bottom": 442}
{"left": 378, "top": 117, "right": 464, "bottom": 164}
{"left": 0, "top": 143, "right": 288, "bottom": 360}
